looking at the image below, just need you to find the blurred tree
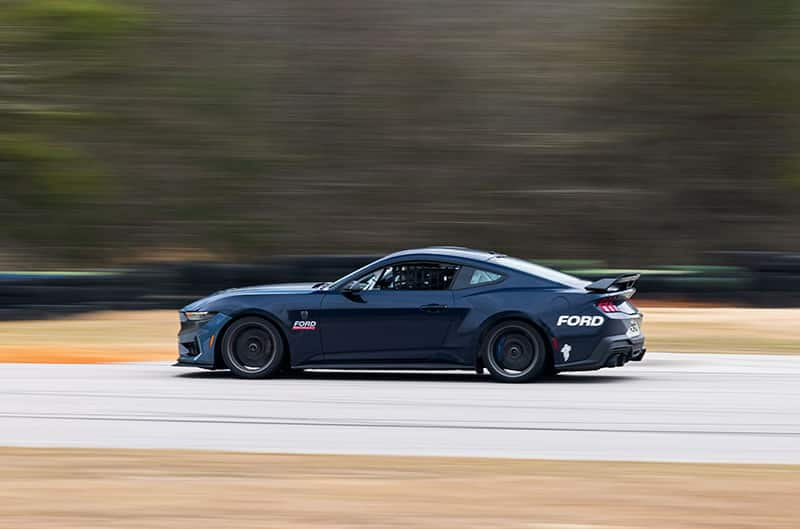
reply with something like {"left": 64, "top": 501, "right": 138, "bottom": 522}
{"left": 592, "top": 0, "right": 800, "bottom": 260}
{"left": 1, "top": 0, "right": 800, "bottom": 267}
{"left": 0, "top": 0, "right": 146, "bottom": 261}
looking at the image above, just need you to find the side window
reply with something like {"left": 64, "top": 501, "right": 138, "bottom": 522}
{"left": 377, "top": 262, "right": 460, "bottom": 291}
{"left": 452, "top": 266, "right": 504, "bottom": 289}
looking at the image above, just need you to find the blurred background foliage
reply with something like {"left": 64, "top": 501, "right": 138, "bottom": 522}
{"left": 1, "top": 0, "right": 800, "bottom": 267}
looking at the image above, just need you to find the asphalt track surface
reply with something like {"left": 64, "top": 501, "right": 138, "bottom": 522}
{"left": 1, "top": 353, "right": 799, "bottom": 463}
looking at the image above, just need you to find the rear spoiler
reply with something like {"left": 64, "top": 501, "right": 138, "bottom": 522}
{"left": 584, "top": 273, "right": 640, "bottom": 293}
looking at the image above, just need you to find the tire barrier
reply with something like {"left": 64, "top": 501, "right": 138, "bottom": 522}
{"left": 2, "top": 252, "right": 800, "bottom": 320}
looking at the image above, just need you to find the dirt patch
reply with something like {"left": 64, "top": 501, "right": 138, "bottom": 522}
{"left": 0, "top": 448, "right": 797, "bottom": 529}
{"left": 0, "top": 307, "right": 799, "bottom": 364}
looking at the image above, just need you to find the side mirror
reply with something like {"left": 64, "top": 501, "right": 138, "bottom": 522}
{"left": 342, "top": 280, "right": 365, "bottom": 294}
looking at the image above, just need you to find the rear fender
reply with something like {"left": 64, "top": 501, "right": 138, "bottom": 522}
{"left": 474, "top": 311, "right": 554, "bottom": 364}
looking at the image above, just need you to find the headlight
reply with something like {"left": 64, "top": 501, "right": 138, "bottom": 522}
{"left": 183, "top": 311, "right": 216, "bottom": 322}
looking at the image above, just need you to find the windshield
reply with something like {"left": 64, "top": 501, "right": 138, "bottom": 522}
{"left": 491, "top": 256, "right": 588, "bottom": 288}
{"left": 328, "top": 259, "right": 384, "bottom": 290}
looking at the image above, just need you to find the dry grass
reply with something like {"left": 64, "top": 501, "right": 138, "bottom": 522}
{"left": 0, "top": 307, "right": 798, "bottom": 364}
{"left": 0, "top": 448, "right": 798, "bottom": 529}
{"left": 642, "top": 307, "right": 800, "bottom": 355}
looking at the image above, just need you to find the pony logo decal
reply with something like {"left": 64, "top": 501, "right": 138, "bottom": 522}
{"left": 560, "top": 343, "right": 572, "bottom": 361}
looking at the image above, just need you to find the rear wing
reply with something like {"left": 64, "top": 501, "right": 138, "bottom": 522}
{"left": 584, "top": 273, "right": 640, "bottom": 293}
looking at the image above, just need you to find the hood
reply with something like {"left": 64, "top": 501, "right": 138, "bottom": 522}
{"left": 182, "top": 282, "right": 320, "bottom": 311}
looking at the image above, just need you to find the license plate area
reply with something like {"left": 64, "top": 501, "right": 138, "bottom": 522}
{"left": 625, "top": 319, "right": 641, "bottom": 338}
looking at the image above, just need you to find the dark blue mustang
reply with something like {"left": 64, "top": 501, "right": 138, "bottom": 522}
{"left": 176, "top": 247, "right": 645, "bottom": 382}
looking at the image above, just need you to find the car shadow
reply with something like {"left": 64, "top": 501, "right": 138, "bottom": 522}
{"left": 176, "top": 369, "right": 635, "bottom": 384}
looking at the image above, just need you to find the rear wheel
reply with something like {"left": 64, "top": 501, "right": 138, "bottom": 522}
{"left": 221, "top": 317, "right": 284, "bottom": 379}
{"left": 482, "top": 321, "right": 546, "bottom": 383}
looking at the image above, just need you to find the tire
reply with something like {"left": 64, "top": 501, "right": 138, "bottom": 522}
{"left": 220, "top": 317, "right": 285, "bottom": 379}
{"left": 482, "top": 320, "right": 547, "bottom": 383}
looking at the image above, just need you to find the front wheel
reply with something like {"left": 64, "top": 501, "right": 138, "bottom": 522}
{"left": 221, "top": 317, "right": 285, "bottom": 379}
{"left": 482, "top": 321, "right": 547, "bottom": 383}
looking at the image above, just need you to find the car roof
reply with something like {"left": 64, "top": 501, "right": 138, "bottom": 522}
{"left": 383, "top": 247, "right": 587, "bottom": 288}
{"left": 384, "top": 247, "right": 502, "bottom": 262}
{"left": 330, "top": 247, "right": 587, "bottom": 290}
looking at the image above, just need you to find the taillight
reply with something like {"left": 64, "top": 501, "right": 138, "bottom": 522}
{"left": 597, "top": 298, "right": 619, "bottom": 313}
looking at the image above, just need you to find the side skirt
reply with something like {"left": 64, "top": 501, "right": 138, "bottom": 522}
{"left": 292, "top": 363, "right": 474, "bottom": 371}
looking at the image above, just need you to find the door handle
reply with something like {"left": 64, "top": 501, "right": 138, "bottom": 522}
{"left": 419, "top": 303, "right": 448, "bottom": 313}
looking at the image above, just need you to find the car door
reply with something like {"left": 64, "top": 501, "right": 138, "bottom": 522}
{"left": 318, "top": 261, "right": 459, "bottom": 364}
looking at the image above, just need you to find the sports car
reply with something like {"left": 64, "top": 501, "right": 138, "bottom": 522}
{"left": 176, "top": 247, "right": 645, "bottom": 382}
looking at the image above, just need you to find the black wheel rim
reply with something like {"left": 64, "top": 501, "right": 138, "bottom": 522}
{"left": 488, "top": 327, "right": 539, "bottom": 378}
{"left": 229, "top": 324, "right": 277, "bottom": 372}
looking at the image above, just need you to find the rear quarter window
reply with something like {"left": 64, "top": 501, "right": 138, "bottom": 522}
{"left": 453, "top": 267, "right": 505, "bottom": 289}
